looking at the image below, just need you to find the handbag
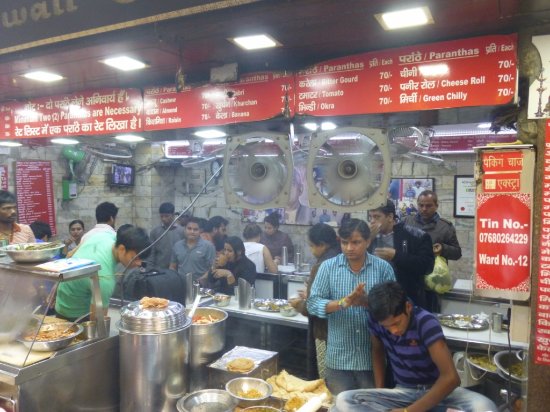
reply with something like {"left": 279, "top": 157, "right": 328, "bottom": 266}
{"left": 122, "top": 268, "right": 187, "bottom": 305}
{"left": 424, "top": 256, "right": 452, "bottom": 294}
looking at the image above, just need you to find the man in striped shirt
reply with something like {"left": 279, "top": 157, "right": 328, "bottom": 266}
{"left": 307, "top": 219, "right": 395, "bottom": 395}
{"left": 333, "top": 281, "right": 497, "bottom": 412}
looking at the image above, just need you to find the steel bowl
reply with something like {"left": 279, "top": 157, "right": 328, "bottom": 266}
{"left": 494, "top": 350, "right": 528, "bottom": 382}
{"left": 18, "top": 322, "right": 84, "bottom": 352}
{"left": 279, "top": 305, "right": 298, "bottom": 317}
{"left": 226, "top": 377, "right": 272, "bottom": 407}
{"left": 2, "top": 243, "right": 64, "bottom": 263}
{"left": 213, "top": 293, "right": 231, "bottom": 307}
{"left": 176, "top": 389, "right": 237, "bottom": 412}
{"left": 242, "top": 407, "right": 280, "bottom": 412}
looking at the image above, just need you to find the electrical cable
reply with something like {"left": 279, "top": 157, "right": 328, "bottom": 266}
{"left": 116, "top": 164, "right": 223, "bottom": 307}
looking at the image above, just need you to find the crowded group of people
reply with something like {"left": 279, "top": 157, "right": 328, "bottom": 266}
{"left": 0, "top": 186, "right": 497, "bottom": 411}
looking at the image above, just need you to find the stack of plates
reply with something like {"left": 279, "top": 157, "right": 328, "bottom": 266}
{"left": 119, "top": 300, "right": 189, "bottom": 333}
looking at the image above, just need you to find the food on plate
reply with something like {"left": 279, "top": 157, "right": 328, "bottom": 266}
{"left": 285, "top": 395, "right": 307, "bottom": 411}
{"left": 192, "top": 314, "right": 220, "bottom": 324}
{"left": 266, "top": 370, "right": 332, "bottom": 405}
{"left": 467, "top": 354, "right": 497, "bottom": 372}
{"left": 23, "top": 325, "right": 75, "bottom": 341}
{"left": 139, "top": 296, "right": 169, "bottom": 309}
{"left": 237, "top": 388, "right": 263, "bottom": 399}
{"left": 227, "top": 357, "right": 255, "bottom": 373}
{"left": 9, "top": 242, "right": 63, "bottom": 251}
{"left": 253, "top": 299, "right": 288, "bottom": 312}
{"left": 242, "top": 408, "right": 277, "bottom": 412}
{"left": 505, "top": 362, "right": 526, "bottom": 378}
{"left": 213, "top": 294, "right": 230, "bottom": 301}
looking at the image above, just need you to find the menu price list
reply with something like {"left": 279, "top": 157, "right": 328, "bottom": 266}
{"left": 295, "top": 34, "right": 517, "bottom": 116}
{"left": 1, "top": 88, "right": 143, "bottom": 139}
{"left": 15, "top": 161, "right": 57, "bottom": 236}
{"left": 144, "top": 72, "right": 294, "bottom": 130}
{"left": 536, "top": 120, "right": 550, "bottom": 366}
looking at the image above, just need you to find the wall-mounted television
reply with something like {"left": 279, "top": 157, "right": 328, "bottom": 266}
{"left": 109, "top": 163, "right": 135, "bottom": 187}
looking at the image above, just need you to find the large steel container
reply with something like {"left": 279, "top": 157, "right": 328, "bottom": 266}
{"left": 189, "top": 307, "right": 228, "bottom": 391}
{"left": 118, "top": 300, "right": 191, "bottom": 412}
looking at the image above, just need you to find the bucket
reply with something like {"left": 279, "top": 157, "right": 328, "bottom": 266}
{"left": 453, "top": 352, "right": 484, "bottom": 387}
{"left": 188, "top": 307, "right": 228, "bottom": 392}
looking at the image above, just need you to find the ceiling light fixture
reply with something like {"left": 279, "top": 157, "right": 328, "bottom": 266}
{"left": 303, "top": 123, "right": 319, "bottom": 131}
{"left": 115, "top": 134, "right": 145, "bottom": 142}
{"left": 51, "top": 138, "right": 79, "bottom": 145}
{"left": 194, "top": 130, "right": 227, "bottom": 139}
{"left": 102, "top": 56, "right": 147, "bottom": 71}
{"left": 230, "top": 34, "right": 281, "bottom": 50}
{"left": 22, "top": 71, "right": 63, "bottom": 82}
{"left": 321, "top": 122, "right": 337, "bottom": 131}
{"left": 0, "top": 141, "right": 23, "bottom": 147}
{"left": 375, "top": 6, "right": 434, "bottom": 30}
{"left": 477, "top": 123, "right": 492, "bottom": 129}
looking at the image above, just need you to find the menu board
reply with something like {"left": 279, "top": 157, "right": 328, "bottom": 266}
{"left": 0, "top": 88, "right": 143, "bottom": 139}
{"left": 295, "top": 34, "right": 517, "bottom": 116}
{"left": 474, "top": 147, "right": 534, "bottom": 300}
{"left": 144, "top": 72, "right": 294, "bottom": 130}
{"left": 429, "top": 134, "right": 516, "bottom": 152}
{"left": 15, "top": 161, "right": 56, "bottom": 236}
{"left": 535, "top": 120, "right": 550, "bottom": 365}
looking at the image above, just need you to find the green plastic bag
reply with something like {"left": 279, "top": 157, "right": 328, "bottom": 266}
{"left": 425, "top": 256, "right": 452, "bottom": 294}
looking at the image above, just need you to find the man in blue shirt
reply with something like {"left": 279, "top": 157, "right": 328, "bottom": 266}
{"left": 307, "top": 219, "right": 395, "bottom": 395}
{"left": 333, "top": 281, "right": 497, "bottom": 412}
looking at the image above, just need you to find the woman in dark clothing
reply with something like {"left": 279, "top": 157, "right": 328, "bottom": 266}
{"left": 205, "top": 236, "right": 257, "bottom": 295}
{"left": 289, "top": 223, "right": 340, "bottom": 379}
{"left": 260, "top": 212, "right": 294, "bottom": 264}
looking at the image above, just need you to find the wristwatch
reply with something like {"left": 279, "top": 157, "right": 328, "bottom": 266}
{"left": 338, "top": 297, "right": 348, "bottom": 309}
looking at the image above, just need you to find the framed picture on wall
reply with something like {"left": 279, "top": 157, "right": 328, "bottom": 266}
{"left": 388, "top": 178, "right": 435, "bottom": 219}
{"left": 454, "top": 175, "right": 476, "bottom": 218}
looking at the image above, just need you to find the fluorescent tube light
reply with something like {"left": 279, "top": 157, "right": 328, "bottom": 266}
{"left": 194, "top": 130, "right": 227, "bottom": 139}
{"left": 115, "top": 134, "right": 145, "bottom": 142}
{"left": 22, "top": 71, "right": 63, "bottom": 82}
{"left": 375, "top": 6, "right": 434, "bottom": 30}
{"left": 230, "top": 34, "right": 280, "bottom": 50}
{"left": 51, "top": 138, "right": 79, "bottom": 145}
{"left": 102, "top": 56, "right": 147, "bottom": 71}
{"left": 0, "top": 141, "right": 23, "bottom": 147}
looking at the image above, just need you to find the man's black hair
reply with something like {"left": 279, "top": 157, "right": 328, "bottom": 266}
{"left": 116, "top": 226, "right": 151, "bottom": 259}
{"left": 370, "top": 199, "right": 396, "bottom": 217}
{"left": 264, "top": 212, "right": 281, "bottom": 228}
{"left": 367, "top": 281, "right": 408, "bottom": 322}
{"left": 30, "top": 220, "right": 52, "bottom": 240}
{"left": 159, "top": 202, "right": 175, "bottom": 214}
{"left": 186, "top": 216, "right": 201, "bottom": 226}
{"left": 208, "top": 215, "right": 228, "bottom": 229}
{"left": 243, "top": 223, "right": 262, "bottom": 240}
{"left": 96, "top": 202, "right": 119, "bottom": 223}
{"left": 0, "top": 190, "right": 16, "bottom": 206}
{"left": 338, "top": 218, "right": 370, "bottom": 241}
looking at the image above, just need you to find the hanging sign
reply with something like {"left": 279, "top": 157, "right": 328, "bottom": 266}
{"left": 535, "top": 120, "right": 550, "bottom": 365}
{"left": 143, "top": 72, "right": 294, "bottom": 130}
{"left": 0, "top": 165, "right": 7, "bottom": 190}
{"left": 474, "top": 146, "right": 534, "bottom": 301}
{"left": 0, "top": 88, "right": 143, "bottom": 139}
{"left": 296, "top": 34, "right": 517, "bottom": 116}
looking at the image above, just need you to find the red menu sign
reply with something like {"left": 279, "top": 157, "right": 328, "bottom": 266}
{"left": 474, "top": 147, "right": 534, "bottom": 300}
{"left": 144, "top": 72, "right": 294, "bottom": 130}
{"left": 296, "top": 34, "right": 517, "bottom": 116}
{"left": 15, "top": 161, "right": 56, "bottom": 236}
{"left": 1, "top": 89, "right": 143, "bottom": 139}
{"left": 535, "top": 120, "right": 550, "bottom": 366}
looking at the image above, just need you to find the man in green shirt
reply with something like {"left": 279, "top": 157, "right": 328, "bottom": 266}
{"left": 55, "top": 226, "right": 151, "bottom": 320}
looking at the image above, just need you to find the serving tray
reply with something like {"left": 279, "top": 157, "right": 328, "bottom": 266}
{"left": 253, "top": 299, "right": 288, "bottom": 312}
{"left": 437, "top": 314, "right": 489, "bottom": 331}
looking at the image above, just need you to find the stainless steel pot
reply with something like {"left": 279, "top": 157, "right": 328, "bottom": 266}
{"left": 188, "top": 307, "right": 227, "bottom": 392}
{"left": 118, "top": 300, "right": 191, "bottom": 412}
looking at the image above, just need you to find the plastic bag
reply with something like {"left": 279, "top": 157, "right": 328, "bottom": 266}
{"left": 424, "top": 256, "right": 452, "bottom": 294}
